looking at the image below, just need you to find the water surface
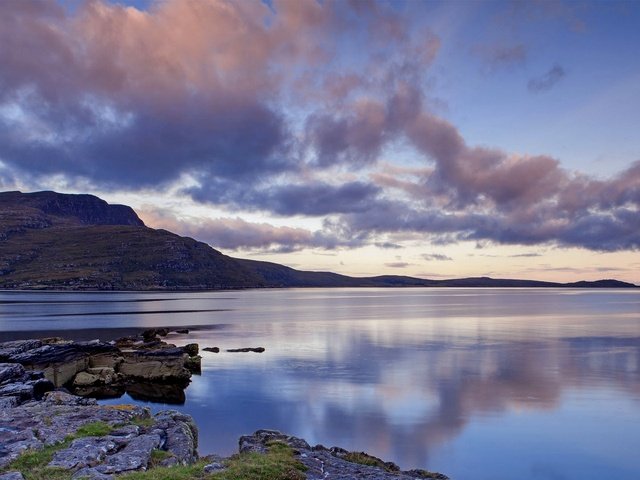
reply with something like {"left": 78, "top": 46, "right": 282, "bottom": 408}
{"left": 1, "top": 288, "right": 639, "bottom": 480}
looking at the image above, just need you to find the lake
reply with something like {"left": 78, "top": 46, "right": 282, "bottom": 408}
{"left": 1, "top": 288, "right": 639, "bottom": 480}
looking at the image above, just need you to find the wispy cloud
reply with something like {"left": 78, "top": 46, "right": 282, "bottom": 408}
{"left": 528, "top": 64, "right": 566, "bottom": 93}
{"left": 422, "top": 253, "right": 453, "bottom": 261}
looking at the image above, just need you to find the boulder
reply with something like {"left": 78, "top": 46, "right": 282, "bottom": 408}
{"left": 182, "top": 344, "right": 199, "bottom": 357}
{"left": 152, "top": 411, "right": 198, "bottom": 464}
{"left": 118, "top": 349, "right": 190, "bottom": 382}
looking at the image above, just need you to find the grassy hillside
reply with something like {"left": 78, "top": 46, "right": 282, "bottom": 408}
{"left": 0, "top": 191, "right": 636, "bottom": 290}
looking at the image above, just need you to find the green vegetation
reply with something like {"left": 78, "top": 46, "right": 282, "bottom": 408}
{"left": 122, "top": 442, "right": 307, "bottom": 480}
{"left": 342, "top": 451, "right": 397, "bottom": 472}
{"left": 149, "top": 449, "right": 174, "bottom": 468}
{"left": 0, "top": 421, "right": 115, "bottom": 480}
{"left": 74, "top": 421, "right": 113, "bottom": 438}
{"left": 2, "top": 428, "right": 306, "bottom": 480}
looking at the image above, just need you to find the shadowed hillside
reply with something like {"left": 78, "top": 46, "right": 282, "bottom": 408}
{"left": 0, "top": 191, "right": 636, "bottom": 290}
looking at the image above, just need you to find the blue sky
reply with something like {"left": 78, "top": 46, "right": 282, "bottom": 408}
{"left": 1, "top": 0, "right": 639, "bottom": 282}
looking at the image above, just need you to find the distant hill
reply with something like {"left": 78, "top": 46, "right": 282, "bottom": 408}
{"left": 0, "top": 191, "right": 637, "bottom": 290}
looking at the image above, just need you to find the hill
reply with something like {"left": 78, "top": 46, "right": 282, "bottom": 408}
{"left": 0, "top": 191, "right": 636, "bottom": 290}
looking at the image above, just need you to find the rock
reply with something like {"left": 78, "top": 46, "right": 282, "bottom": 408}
{"left": 72, "top": 467, "right": 114, "bottom": 479}
{"left": 0, "top": 382, "right": 34, "bottom": 402}
{"left": 182, "top": 343, "right": 199, "bottom": 357}
{"left": 153, "top": 411, "right": 198, "bottom": 464}
{"left": 141, "top": 329, "right": 169, "bottom": 342}
{"left": 203, "top": 461, "right": 226, "bottom": 474}
{"left": 175, "top": 329, "right": 189, "bottom": 334}
{"left": 226, "top": 347, "right": 265, "bottom": 353}
{"left": 203, "top": 347, "right": 219, "bottom": 353}
{"left": 237, "top": 430, "right": 449, "bottom": 480}
{"left": 0, "top": 340, "right": 43, "bottom": 362}
{"left": 9, "top": 344, "right": 90, "bottom": 386}
{"left": 44, "top": 390, "right": 98, "bottom": 406}
{"left": 74, "top": 368, "right": 118, "bottom": 387}
{"left": 49, "top": 437, "right": 118, "bottom": 470}
{"left": 0, "top": 472, "right": 25, "bottom": 480}
{"left": 41, "top": 337, "right": 73, "bottom": 345}
{"left": 95, "top": 434, "right": 161, "bottom": 474}
{"left": 118, "top": 349, "right": 190, "bottom": 382}
{"left": 0, "top": 396, "right": 19, "bottom": 408}
{"left": 73, "top": 372, "right": 102, "bottom": 387}
{"left": 184, "top": 355, "right": 201, "bottom": 374}
{"left": 0, "top": 364, "right": 25, "bottom": 385}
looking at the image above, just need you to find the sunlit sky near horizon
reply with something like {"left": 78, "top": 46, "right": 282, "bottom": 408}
{"left": 1, "top": 0, "right": 639, "bottom": 283}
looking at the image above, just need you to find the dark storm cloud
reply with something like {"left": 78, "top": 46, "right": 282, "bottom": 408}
{"left": 528, "top": 64, "right": 566, "bottom": 92}
{"left": 187, "top": 180, "right": 382, "bottom": 216}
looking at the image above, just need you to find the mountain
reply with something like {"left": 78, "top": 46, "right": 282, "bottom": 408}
{"left": 0, "top": 191, "right": 637, "bottom": 290}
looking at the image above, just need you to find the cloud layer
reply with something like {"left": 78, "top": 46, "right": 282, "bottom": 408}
{"left": 0, "top": 0, "right": 638, "bottom": 254}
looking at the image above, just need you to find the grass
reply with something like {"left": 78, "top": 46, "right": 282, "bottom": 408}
{"left": 122, "top": 441, "right": 307, "bottom": 480}
{"left": 342, "top": 451, "right": 397, "bottom": 472}
{"left": 74, "top": 421, "right": 113, "bottom": 438}
{"left": 0, "top": 421, "right": 115, "bottom": 480}
{"left": 3, "top": 422, "right": 307, "bottom": 480}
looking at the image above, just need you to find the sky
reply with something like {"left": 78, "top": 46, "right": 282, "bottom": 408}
{"left": 1, "top": 0, "right": 639, "bottom": 283}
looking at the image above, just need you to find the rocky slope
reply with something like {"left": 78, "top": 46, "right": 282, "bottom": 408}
{"left": 0, "top": 191, "right": 636, "bottom": 289}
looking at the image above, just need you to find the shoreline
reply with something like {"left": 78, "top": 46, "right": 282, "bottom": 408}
{"left": 0, "top": 334, "right": 449, "bottom": 480}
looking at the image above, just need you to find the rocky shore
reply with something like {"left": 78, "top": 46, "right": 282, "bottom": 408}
{"left": 0, "top": 336, "right": 449, "bottom": 479}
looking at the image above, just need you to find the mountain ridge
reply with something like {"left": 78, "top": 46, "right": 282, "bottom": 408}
{"left": 0, "top": 191, "right": 636, "bottom": 290}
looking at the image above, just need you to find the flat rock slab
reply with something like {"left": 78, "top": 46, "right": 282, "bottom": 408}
{"left": 0, "top": 391, "right": 199, "bottom": 477}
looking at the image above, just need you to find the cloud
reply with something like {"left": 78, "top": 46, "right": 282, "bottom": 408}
{"left": 422, "top": 253, "right": 452, "bottom": 261}
{"left": 0, "top": 0, "right": 638, "bottom": 255}
{"left": 528, "top": 64, "right": 566, "bottom": 93}
{"left": 139, "top": 208, "right": 361, "bottom": 253}
{"left": 384, "top": 262, "right": 410, "bottom": 268}
{"left": 474, "top": 43, "right": 527, "bottom": 71}
{"left": 509, "top": 252, "right": 542, "bottom": 258}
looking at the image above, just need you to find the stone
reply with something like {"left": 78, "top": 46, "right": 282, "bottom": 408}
{"left": 95, "top": 434, "right": 161, "bottom": 474}
{"left": 49, "top": 437, "right": 118, "bottom": 470}
{"left": 74, "top": 368, "right": 118, "bottom": 387}
{"left": 175, "top": 329, "right": 189, "bottom": 334}
{"left": 0, "top": 383, "right": 33, "bottom": 402}
{"left": 184, "top": 355, "right": 201, "bottom": 374}
{"left": 0, "top": 472, "right": 25, "bottom": 480}
{"left": 44, "top": 390, "right": 98, "bottom": 406}
{"left": 226, "top": 347, "right": 265, "bottom": 353}
{"left": 0, "top": 364, "right": 25, "bottom": 385}
{"left": 203, "top": 347, "right": 219, "bottom": 353}
{"left": 182, "top": 343, "right": 199, "bottom": 357}
{"left": 203, "top": 461, "right": 226, "bottom": 473}
{"left": 118, "top": 349, "right": 190, "bottom": 382}
{"left": 237, "top": 430, "right": 450, "bottom": 480}
{"left": 72, "top": 467, "right": 114, "bottom": 479}
{"left": 0, "top": 340, "right": 42, "bottom": 362}
{"left": 153, "top": 411, "right": 198, "bottom": 464}
{"left": 0, "top": 396, "right": 19, "bottom": 408}
{"left": 73, "top": 372, "right": 102, "bottom": 387}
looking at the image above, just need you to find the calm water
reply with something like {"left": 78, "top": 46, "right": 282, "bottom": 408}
{"left": 1, "top": 288, "right": 639, "bottom": 480}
